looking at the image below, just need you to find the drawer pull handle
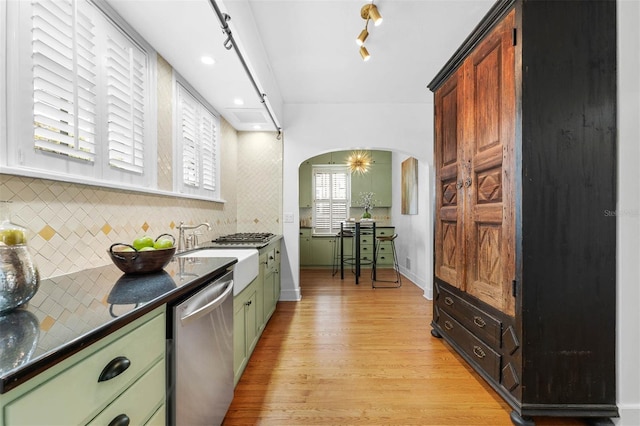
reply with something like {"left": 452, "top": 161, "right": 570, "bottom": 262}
{"left": 98, "top": 356, "right": 131, "bottom": 382}
{"left": 473, "top": 316, "right": 486, "bottom": 328}
{"left": 444, "top": 297, "right": 454, "bottom": 306}
{"left": 473, "top": 346, "right": 486, "bottom": 359}
{"left": 444, "top": 320, "right": 453, "bottom": 330}
{"left": 108, "top": 414, "right": 130, "bottom": 426}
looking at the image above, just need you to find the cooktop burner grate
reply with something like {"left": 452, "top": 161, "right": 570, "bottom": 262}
{"left": 214, "top": 232, "right": 275, "bottom": 243}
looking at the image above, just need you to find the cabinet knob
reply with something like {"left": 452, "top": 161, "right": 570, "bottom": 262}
{"left": 456, "top": 181, "right": 463, "bottom": 189}
{"left": 464, "top": 177, "right": 472, "bottom": 188}
{"left": 108, "top": 414, "right": 130, "bottom": 426}
{"left": 98, "top": 356, "right": 131, "bottom": 382}
{"left": 444, "top": 297, "right": 454, "bottom": 306}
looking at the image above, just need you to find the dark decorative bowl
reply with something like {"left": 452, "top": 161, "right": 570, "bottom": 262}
{"left": 108, "top": 234, "right": 176, "bottom": 274}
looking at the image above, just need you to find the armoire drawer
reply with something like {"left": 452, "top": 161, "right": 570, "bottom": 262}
{"left": 438, "top": 310, "right": 501, "bottom": 382}
{"left": 439, "top": 286, "right": 502, "bottom": 349}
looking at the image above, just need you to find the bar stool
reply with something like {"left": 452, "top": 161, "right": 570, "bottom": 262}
{"left": 372, "top": 233, "right": 401, "bottom": 288}
{"left": 332, "top": 230, "right": 354, "bottom": 276}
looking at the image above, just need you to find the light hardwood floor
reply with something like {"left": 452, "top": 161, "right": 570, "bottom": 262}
{"left": 223, "top": 269, "right": 587, "bottom": 425}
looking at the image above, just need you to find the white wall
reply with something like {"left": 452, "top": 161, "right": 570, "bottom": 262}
{"left": 616, "top": 2, "right": 640, "bottom": 424}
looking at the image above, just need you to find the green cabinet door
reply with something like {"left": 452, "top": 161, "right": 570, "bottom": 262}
{"left": 300, "top": 229, "right": 312, "bottom": 266}
{"left": 351, "top": 163, "right": 392, "bottom": 207}
{"left": 309, "top": 237, "right": 336, "bottom": 266}
{"left": 371, "top": 163, "right": 392, "bottom": 206}
{"left": 233, "top": 286, "right": 257, "bottom": 386}
{"left": 299, "top": 160, "right": 312, "bottom": 208}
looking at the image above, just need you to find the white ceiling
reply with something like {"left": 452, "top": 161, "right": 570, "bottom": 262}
{"left": 105, "top": 0, "right": 495, "bottom": 132}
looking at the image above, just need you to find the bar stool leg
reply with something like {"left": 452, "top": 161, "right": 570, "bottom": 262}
{"left": 372, "top": 234, "right": 401, "bottom": 288}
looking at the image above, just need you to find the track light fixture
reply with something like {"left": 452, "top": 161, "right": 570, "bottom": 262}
{"left": 359, "top": 45, "right": 370, "bottom": 61}
{"left": 356, "top": 28, "right": 369, "bottom": 46}
{"left": 362, "top": 3, "right": 382, "bottom": 26}
{"left": 356, "top": 2, "right": 382, "bottom": 61}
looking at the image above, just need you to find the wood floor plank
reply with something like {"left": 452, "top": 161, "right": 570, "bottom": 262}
{"left": 223, "top": 269, "right": 587, "bottom": 425}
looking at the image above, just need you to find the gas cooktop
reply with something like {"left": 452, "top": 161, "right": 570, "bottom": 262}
{"left": 213, "top": 233, "right": 275, "bottom": 243}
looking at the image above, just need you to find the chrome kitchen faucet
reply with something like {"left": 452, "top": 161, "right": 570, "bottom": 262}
{"left": 177, "top": 221, "right": 212, "bottom": 252}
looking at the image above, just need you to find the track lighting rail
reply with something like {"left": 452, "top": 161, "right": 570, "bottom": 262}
{"left": 207, "top": 0, "right": 282, "bottom": 138}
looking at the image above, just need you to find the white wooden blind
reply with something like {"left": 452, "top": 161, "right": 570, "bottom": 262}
{"left": 32, "top": 0, "right": 97, "bottom": 162}
{"left": 177, "top": 83, "right": 218, "bottom": 195}
{"left": 313, "top": 167, "right": 349, "bottom": 234}
{"left": 105, "top": 27, "right": 146, "bottom": 174}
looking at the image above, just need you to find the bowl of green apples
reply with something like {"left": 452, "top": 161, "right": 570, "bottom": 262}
{"left": 108, "top": 234, "right": 176, "bottom": 274}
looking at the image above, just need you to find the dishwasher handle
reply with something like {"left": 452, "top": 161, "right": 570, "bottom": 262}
{"left": 180, "top": 279, "right": 233, "bottom": 326}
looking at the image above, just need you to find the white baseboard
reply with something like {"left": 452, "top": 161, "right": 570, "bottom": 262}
{"left": 615, "top": 404, "right": 640, "bottom": 425}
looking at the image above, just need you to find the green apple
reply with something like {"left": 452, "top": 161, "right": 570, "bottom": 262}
{"left": 139, "top": 246, "right": 156, "bottom": 251}
{"left": 154, "top": 238, "right": 174, "bottom": 249}
{"left": 132, "top": 235, "right": 154, "bottom": 250}
{"left": 0, "top": 229, "right": 26, "bottom": 246}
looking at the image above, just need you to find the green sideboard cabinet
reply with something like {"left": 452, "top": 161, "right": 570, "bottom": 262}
{"left": 300, "top": 227, "right": 395, "bottom": 268}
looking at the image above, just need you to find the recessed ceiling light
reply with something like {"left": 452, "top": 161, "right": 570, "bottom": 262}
{"left": 200, "top": 56, "right": 215, "bottom": 65}
{"left": 234, "top": 98, "right": 244, "bottom": 106}
{"left": 253, "top": 125, "right": 262, "bottom": 130}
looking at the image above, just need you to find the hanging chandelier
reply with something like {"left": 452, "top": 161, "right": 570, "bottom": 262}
{"left": 347, "top": 151, "right": 371, "bottom": 174}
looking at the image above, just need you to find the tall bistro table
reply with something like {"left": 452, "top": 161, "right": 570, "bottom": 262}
{"left": 340, "top": 220, "right": 376, "bottom": 284}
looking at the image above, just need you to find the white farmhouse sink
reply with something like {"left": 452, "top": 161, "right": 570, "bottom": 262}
{"left": 179, "top": 249, "right": 259, "bottom": 296}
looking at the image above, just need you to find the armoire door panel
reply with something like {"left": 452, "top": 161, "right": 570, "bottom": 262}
{"left": 441, "top": 85, "right": 460, "bottom": 167}
{"left": 435, "top": 68, "right": 465, "bottom": 290}
{"left": 464, "top": 10, "right": 515, "bottom": 316}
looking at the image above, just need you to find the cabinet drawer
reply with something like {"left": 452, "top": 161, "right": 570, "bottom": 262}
{"left": 376, "top": 227, "right": 394, "bottom": 237}
{"left": 5, "top": 313, "right": 165, "bottom": 425}
{"left": 88, "top": 359, "right": 165, "bottom": 426}
{"left": 439, "top": 286, "right": 502, "bottom": 349}
{"left": 438, "top": 310, "right": 501, "bottom": 382}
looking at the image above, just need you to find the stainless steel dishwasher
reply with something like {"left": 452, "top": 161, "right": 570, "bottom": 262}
{"left": 168, "top": 269, "right": 234, "bottom": 425}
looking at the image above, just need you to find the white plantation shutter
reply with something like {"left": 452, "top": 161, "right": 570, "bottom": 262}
{"left": 313, "top": 167, "right": 349, "bottom": 234}
{"left": 201, "top": 112, "right": 216, "bottom": 191}
{"left": 177, "top": 83, "right": 219, "bottom": 196}
{"left": 32, "top": 0, "right": 97, "bottom": 162}
{"left": 106, "top": 27, "right": 146, "bottom": 174}
{"left": 7, "top": 0, "right": 156, "bottom": 189}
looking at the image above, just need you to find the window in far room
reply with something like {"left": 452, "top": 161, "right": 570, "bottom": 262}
{"left": 312, "top": 166, "right": 349, "bottom": 235}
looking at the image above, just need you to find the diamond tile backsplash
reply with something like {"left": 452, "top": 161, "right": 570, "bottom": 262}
{"left": 0, "top": 174, "right": 237, "bottom": 279}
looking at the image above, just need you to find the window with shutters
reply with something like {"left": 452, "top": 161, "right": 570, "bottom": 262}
{"left": 312, "top": 166, "right": 350, "bottom": 235}
{"left": 3, "top": 0, "right": 156, "bottom": 189}
{"left": 174, "top": 80, "right": 220, "bottom": 199}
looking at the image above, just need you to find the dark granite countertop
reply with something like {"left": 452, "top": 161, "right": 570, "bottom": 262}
{"left": 0, "top": 255, "right": 236, "bottom": 394}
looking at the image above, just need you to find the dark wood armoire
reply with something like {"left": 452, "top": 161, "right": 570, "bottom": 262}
{"left": 428, "top": 1, "right": 617, "bottom": 425}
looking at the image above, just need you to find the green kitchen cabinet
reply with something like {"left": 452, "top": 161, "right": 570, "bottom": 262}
{"left": 301, "top": 150, "right": 392, "bottom": 208}
{"left": 261, "top": 239, "right": 281, "bottom": 325}
{"left": 309, "top": 236, "right": 336, "bottom": 266}
{"left": 0, "top": 307, "right": 166, "bottom": 426}
{"left": 299, "top": 160, "right": 312, "bottom": 208}
{"left": 350, "top": 151, "right": 392, "bottom": 207}
{"left": 234, "top": 282, "right": 258, "bottom": 386}
{"left": 299, "top": 228, "right": 312, "bottom": 265}
{"left": 234, "top": 238, "right": 282, "bottom": 385}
